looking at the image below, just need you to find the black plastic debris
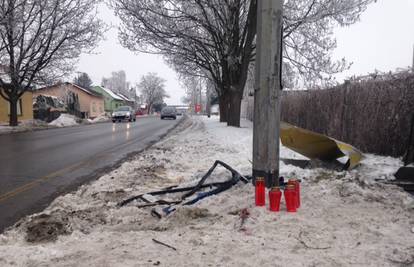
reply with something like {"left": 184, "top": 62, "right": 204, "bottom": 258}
{"left": 118, "top": 160, "right": 251, "bottom": 217}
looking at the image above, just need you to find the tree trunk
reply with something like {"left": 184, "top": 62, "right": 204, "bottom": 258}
{"left": 219, "top": 92, "right": 229, "bottom": 123}
{"left": 206, "top": 87, "right": 211, "bottom": 118}
{"left": 147, "top": 103, "right": 152, "bottom": 115}
{"left": 227, "top": 90, "right": 243, "bottom": 127}
{"left": 9, "top": 97, "right": 19, "bottom": 126}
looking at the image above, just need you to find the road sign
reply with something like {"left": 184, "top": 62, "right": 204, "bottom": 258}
{"left": 195, "top": 104, "right": 202, "bottom": 113}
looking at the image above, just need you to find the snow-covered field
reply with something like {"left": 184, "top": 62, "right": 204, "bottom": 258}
{"left": 0, "top": 116, "right": 413, "bottom": 266}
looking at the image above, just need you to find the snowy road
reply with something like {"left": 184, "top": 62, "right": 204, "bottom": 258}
{"left": 0, "top": 116, "right": 181, "bottom": 232}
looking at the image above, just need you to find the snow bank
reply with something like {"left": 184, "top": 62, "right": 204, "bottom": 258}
{"left": 0, "top": 116, "right": 413, "bottom": 267}
{"left": 0, "top": 125, "right": 15, "bottom": 134}
{"left": 49, "top": 114, "right": 78, "bottom": 127}
{"left": 87, "top": 114, "right": 110, "bottom": 124}
{"left": 0, "top": 120, "right": 49, "bottom": 134}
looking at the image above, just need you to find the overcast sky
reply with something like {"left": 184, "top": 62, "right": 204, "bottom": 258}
{"left": 333, "top": 0, "right": 414, "bottom": 80}
{"left": 76, "top": 0, "right": 414, "bottom": 104}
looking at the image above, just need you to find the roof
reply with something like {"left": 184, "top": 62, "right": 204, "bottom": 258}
{"left": 116, "top": 92, "right": 134, "bottom": 102}
{"left": 35, "top": 82, "right": 103, "bottom": 98}
{"left": 94, "top": 86, "right": 124, "bottom": 101}
{"left": 69, "top": 83, "right": 103, "bottom": 98}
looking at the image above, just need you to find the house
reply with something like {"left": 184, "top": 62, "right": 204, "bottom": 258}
{"left": 0, "top": 89, "right": 34, "bottom": 124}
{"left": 116, "top": 92, "right": 135, "bottom": 108}
{"left": 91, "top": 86, "right": 134, "bottom": 113}
{"left": 33, "top": 82, "right": 104, "bottom": 119}
{"left": 0, "top": 64, "right": 33, "bottom": 124}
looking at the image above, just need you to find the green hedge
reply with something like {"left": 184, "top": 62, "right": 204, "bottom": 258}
{"left": 281, "top": 72, "right": 414, "bottom": 157}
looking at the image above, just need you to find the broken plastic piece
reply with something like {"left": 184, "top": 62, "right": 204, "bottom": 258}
{"left": 280, "top": 122, "right": 363, "bottom": 170}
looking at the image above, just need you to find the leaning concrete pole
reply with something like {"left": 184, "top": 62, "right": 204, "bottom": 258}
{"left": 253, "top": 0, "right": 283, "bottom": 188}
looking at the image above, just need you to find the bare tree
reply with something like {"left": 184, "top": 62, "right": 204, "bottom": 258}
{"left": 282, "top": 0, "right": 375, "bottom": 87}
{"left": 180, "top": 75, "right": 203, "bottom": 114}
{"left": 111, "top": 0, "right": 375, "bottom": 127}
{"left": 138, "top": 72, "right": 169, "bottom": 114}
{"left": 73, "top": 72, "right": 93, "bottom": 89}
{"left": 0, "top": 0, "right": 105, "bottom": 126}
{"left": 112, "top": 0, "right": 257, "bottom": 127}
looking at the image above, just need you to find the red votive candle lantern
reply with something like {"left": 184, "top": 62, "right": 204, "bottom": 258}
{"left": 284, "top": 184, "right": 297, "bottom": 212}
{"left": 288, "top": 178, "right": 300, "bottom": 208}
{"left": 269, "top": 187, "right": 282, "bottom": 212}
{"left": 255, "top": 177, "right": 265, "bottom": 206}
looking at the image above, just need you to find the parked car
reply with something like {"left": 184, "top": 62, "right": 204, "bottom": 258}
{"left": 112, "top": 106, "right": 136, "bottom": 122}
{"left": 160, "top": 106, "right": 177, "bottom": 120}
{"left": 135, "top": 109, "right": 146, "bottom": 116}
{"left": 210, "top": 104, "right": 219, "bottom": 115}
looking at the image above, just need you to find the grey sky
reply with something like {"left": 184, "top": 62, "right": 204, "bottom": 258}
{"left": 76, "top": 0, "right": 414, "bottom": 104}
{"left": 333, "top": 0, "right": 414, "bottom": 80}
{"left": 76, "top": 4, "right": 184, "bottom": 105}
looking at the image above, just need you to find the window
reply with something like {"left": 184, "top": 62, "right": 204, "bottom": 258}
{"left": 7, "top": 99, "right": 23, "bottom": 116}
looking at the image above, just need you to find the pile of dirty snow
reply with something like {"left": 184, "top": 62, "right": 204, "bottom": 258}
{"left": 0, "top": 116, "right": 413, "bottom": 267}
{"left": 48, "top": 114, "right": 78, "bottom": 127}
{"left": 87, "top": 114, "right": 110, "bottom": 124}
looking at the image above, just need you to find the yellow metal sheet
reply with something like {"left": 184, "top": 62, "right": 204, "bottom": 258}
{"left": 280, "top": 122, "right": 363, "bottom": 170}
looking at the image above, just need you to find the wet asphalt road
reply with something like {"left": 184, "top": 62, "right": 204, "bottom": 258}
{"left": 0, "top": 116, "right": 180, "bottom": 232}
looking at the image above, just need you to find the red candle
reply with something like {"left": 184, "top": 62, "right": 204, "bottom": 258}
{"left": 284, "top": 184, "right": 297, "bottom": 212}
{"left": 255, "top": 177, "right": 265, "bottom": 206}
{"left": 269, "top": 187, "right": 282, "bottom": 212}
{"left": 288, "top": 178, "right": 300, "bottom": 208}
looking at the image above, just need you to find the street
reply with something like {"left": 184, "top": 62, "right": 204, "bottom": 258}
{"left": 0, "top": 116, "right": 180, "bottom": 232}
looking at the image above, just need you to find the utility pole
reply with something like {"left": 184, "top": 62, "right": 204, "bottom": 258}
{"left": 206, "top": 80, "right": 211, "bottom": 117}
{"left": 253, "top": 0, "right": 283, "bottom": 188}
{"left": 412, "top": 44, "right": 414, "bottom": 71}
{"left": 199, "top": 78, "right": 203, "bottom": 113}
{"left": 191, "top": 79, "right": 197, "bottom": 114}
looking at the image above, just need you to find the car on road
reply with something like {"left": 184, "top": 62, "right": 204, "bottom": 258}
{"left": 135, "top": 109, "right": 146, "bottom": 116}
{"left": 160, "top": 106, "right": 177, "bottom": 120}
{"left": 112, "top": 106, "right": 136, "bottom": 122}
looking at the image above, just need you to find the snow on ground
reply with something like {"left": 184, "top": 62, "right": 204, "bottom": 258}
{"left": 0, "top": 125, "right": 15, "bottom": 134}
{"left": 0, "top": 116, "right": 413, "bottom": 267}
{"left": 48, "top": 114, "right": 79, "bottom": 127}
{"left": 0, "top": 120, "right": 50, "bottom": 134}
{"left": 87, "top": 114, "right": 110, "bottom": 124}
{"left": 1, "top": 114, "right": 93, "bottom": 135}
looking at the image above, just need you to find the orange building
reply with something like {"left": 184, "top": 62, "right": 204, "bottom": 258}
{"left": 0, "top": 89, "right": 34, "bottom": 124}
{"left": 34, "top": 82, "right": 104, "bottom": 119}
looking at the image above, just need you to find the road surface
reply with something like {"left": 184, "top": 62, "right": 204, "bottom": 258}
{"left": 0, "top": 116, "right": 180, "bottom": 232}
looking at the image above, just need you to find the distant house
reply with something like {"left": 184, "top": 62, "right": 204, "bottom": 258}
{"left": 0, "top": 88, "right": 34, "bottom": 124}
{"left": 116, "top": 92, "right": 135, "bottom": 108}
{"left": 34, "top": 82, "right": 104, "bottom": 119}
{"left": 91, "top": 86, "right": 135, "bottom": 113}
